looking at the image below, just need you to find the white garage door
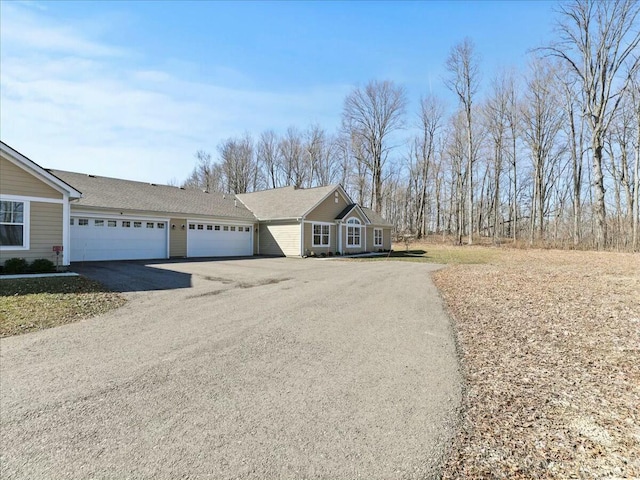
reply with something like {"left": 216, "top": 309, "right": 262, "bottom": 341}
{"left": 187, "top": 223, "right": 253, "bottom": 257}
{"left": 71, "top": 217, "right": 167, "bottom": 262}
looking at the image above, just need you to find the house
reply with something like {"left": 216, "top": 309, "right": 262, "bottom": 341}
{"left": 0, "top": 142, "right": 82, "bottom": 267}
{"left": 0, "top": 141, "right": 393, "bottom": 264}
{"left": 236, "top": 185, "right": 393, "bottom": 256}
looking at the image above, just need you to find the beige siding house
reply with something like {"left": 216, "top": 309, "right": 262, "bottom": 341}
{"left": 0, "top": 142, "right": 81, "bottom": 266}
{"left": 237, "top": 185, "right": 393, "bottom": 257}
{"left": 2, "top": 141, "right": 393, "bottom": 264}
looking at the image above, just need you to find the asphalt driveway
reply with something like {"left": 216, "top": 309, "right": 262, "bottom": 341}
{"left": 0, "top": 258, "right": 461, "bottom": 480}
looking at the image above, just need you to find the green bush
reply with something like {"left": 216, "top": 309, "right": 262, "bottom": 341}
{"left": 30, "top": 258, "right": 56, "bottom": 273}
{"left": 4, "top": 258, "right": 28, "bottom": 274}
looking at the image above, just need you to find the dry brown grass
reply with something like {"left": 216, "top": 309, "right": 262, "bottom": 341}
{"left": 430, "top": 247, "right": 640, "bottom": 479}
{"left": 0, "top": 276, "right": 125, "bottom": 337}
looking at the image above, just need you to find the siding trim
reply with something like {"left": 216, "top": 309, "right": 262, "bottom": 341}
{"left": 0, "top": 193, "right": 63, "bottom": 204}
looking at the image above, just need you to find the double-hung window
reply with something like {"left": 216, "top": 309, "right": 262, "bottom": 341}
{"left": 312, "top": 224, "right": 330, "bottom": 247}
{"left": 374, "top": 228, "right": 383, "bottom": 247}
{"left": 0, "top": 200, "right": 28, "bottom": 248}
{"left": 346, "top": 218, "right": 361, "bottom": 247}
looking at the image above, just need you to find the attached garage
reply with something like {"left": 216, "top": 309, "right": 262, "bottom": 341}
{"left": 70, "top": 216, "right": 168, "bottom": 262}
{"left": 187, "top": 222, "right": 253, "bottom": 257}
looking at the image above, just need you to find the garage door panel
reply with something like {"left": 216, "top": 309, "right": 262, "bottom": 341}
{"left": 71, "top": 218, "right": 167, "bottom": 261}
{"left": 187, "top": 223, "right": 252, "bottom": 257}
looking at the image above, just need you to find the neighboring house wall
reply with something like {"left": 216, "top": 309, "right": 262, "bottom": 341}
{"left": 305, "top": 192, "right": 349, "bottom": 222}
{"left": 366, "top": 226, "right": 391, "bottom": 251}
{"left": 303, "top": 222, "right": 336, "bottom": 255}
{"left": 259, "top": 222, "right": 300, "bottom": 256}
{"left": 341, "top": 210, "right": 368, "bottom": 254}
{"left": 0, "top": 156, "right": 66, "bottom": 265}
{"left": 23, "top": 202, "right": 63, "bottom": 264}
{"left": 0, "top": 157, "right": 61, "bottom": 199}
{"left": 169, "top": 217, "right": 187, "bottom": 257}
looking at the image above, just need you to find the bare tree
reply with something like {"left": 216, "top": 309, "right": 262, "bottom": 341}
{"left": 521, "top": 59, "right": 566, "bottom": 244}
{"left": 279, "top": 126, "right": 307, "bottom": 188}
{"left": 342, "top": 80, "right": 407, "bottom": 213}
{"left": 257, "top": 130, "right": 281, "bottom": 189}
{"left": 412, "top": 95, "right": 445, "bottom": 237}
{"left": 545, "top": 0, "right": 640, "bottom": 248}
{"left": 218, "top": 134, "right": 257, "bottom": 194}
{"left": 182, "top": 150, "right": 224, "bottom": 192}
{"left": 445, "top": 38, "right": 481, "bottom": 244}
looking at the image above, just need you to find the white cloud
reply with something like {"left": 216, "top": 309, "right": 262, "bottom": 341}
{"left": 0, "top": 3, "right": 349, "bottom": 184}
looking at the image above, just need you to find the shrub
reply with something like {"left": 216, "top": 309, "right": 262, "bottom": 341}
{"left": 4, "top": 258, "right": 28, "bottom": 274}
{"left": 30, "top": 258, "right": 56, "bottom": 274}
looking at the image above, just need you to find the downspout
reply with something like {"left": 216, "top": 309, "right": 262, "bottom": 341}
{"left": 299, "top": 217, "right": 304, "bottom": 257}
{"left": 62, "top": 193, "right": 71, "bottom": 266}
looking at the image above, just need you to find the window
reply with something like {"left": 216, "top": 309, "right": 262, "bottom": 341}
{"left": 197, "top": 224, "right": 204, "bottom": 230}
{"left": 189, "top": 224, "right": 195, "bottom": 230}
{"left": 207, "top": 225, "right": 213, "bottom": 231}
{"left": 157, "top": 223, "right": 165, "bottom": 229}
{"left": 0, "top": 201, "right": 27, "bottom": 248}
{"left": 108, "top": 220, "right": 117, "bottom": 227}
{"left": 146, "top": 222, "right": 154, "bottom": 228}
{"left": 122, "top": 221, "right": 131, "bottom": 228}
{"left": 70, "top": 218, "right": 74, "bottom": 225}
{"left": 346, "top": 218, "right": 361, "bottom": 247}
{"left": 94, "top": 219, "right": 104, "bottom": 227}
{"left": 230, "top": 226, "right": 236, "bottom": 231}
{"left": 134, "top": 221, "right": 142, "bottom": 228}
{"left": 223, "top": 226, "right": 229, "bottom": 231}
{"left": 245, "top": 227, "right": 250, "bottom": 232}
{"left": 374, "top": 228, "right": 383, "bottom": 247}
{"left": 78, "top": 218, "right": 89, "bottom": 226}
{"left": 312, "top": 224, "right": 330, "bottom": 247}
{"left": 215, "top": 225, "right": 220, "bottom": 231}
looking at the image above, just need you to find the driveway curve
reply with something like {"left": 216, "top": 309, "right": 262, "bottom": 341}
{"left": 1, "top": 258, "right": 461, "bottom": 480}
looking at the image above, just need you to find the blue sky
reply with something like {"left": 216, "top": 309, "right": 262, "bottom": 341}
{"left": 1, "top": 0, "right": 557, "bottom": 184}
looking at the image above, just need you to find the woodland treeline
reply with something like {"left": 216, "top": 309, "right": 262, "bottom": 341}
{"left": 180, "top": 0, "right": 639, "bottom": 251}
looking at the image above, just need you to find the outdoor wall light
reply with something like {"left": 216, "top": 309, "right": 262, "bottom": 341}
{"left": 171, "top": 224, "right": 176, "bottom": 229}
{"left": 181, "top": 224, "right": 185, "bottom": 230}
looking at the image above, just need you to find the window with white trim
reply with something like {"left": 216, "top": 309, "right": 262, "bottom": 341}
{"left": 147, "top": 222, "right": 154, "bottom": 228}
{"left": 133, "top": 221, "right": 142, "bottom": 228}
{"left": 312, "top": 224, "right": 330, "bottom": 247}
{"left": 189, "top": 224, "right": 195, "bottom": 230}
{"left": 157, "top": 223, "right": 165, "bottom": 229}
{"left": 374, "top": 228, "right": 383, "bottom": 247}
{"left": 122, "top": 221, "right": 131, "bottom": 228}
{"left": 215, "top": 225, "right": 220, "bottom": 231}
{"left": 79, "top": 218, "right": 89, "bottom": 226}
{"left": 94, "top": 219, "right": 104, "bottom": 227}
{"left": 346, "top": 217, "right": 361, "bottom": 247}
{"left": 0, "top": 201, "right": 26, "bottom": 248}
{"left": 108, "top": 220, "right": 117, "bottom": 227}
{"left": 207, "top": 225, "right": 213, "bottom": 231}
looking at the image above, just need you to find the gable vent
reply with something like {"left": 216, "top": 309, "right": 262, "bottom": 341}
{"left": 150, "top": 183, "right": 157, "bottom": 186}
{"left": 87, "top": 174, "right": 96, "bottom": 178}
{"left": 179, "top": 187, "right": 185, "bottom": 190}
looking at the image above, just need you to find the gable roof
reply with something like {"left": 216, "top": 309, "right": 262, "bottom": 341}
{"left": 335, "top": 203, "right": 370, "bottom": 223}
{"left": 1, "top": 141, "right": 82, "bottom": 198}
{"left": 236, "top": 184, "right": 339, "bottom": 220}
{"left": 361, "top": 207, "right": 393, "bottom": 227}
{"left": 50, "top": 170, "right": 255, "bottom": 220}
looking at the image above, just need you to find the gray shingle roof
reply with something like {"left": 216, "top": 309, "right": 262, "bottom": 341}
{"left": 361, "top": 207, "right": 393, "bottom": 226}
{"left": 236, "top": 185, "right": 337, "bottom": 220}
{"left": 50, "top": 170, "right": 255, "bottom": 220}
{"left": 334, "top": 204, "right": 358, "bottom": 220}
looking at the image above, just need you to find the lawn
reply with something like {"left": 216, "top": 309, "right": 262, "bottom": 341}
{"left": 350, "top": 243, "right": 500, "bottom": 264}
{"left": 431, "top": 248, "right": 640, "bottom": 479}
{"left": 0, "top": 276, "right": 125, "bottom": 337}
